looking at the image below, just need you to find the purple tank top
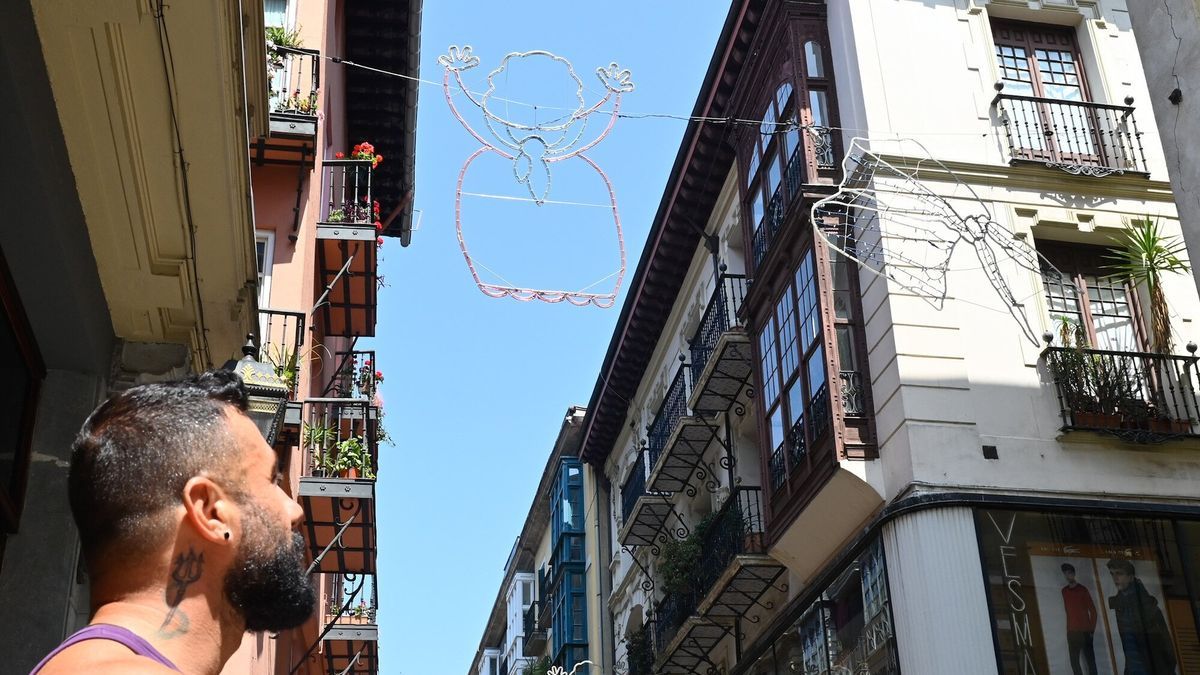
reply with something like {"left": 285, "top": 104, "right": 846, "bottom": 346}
{"left": 30, "top": 623, "right": 180, "bottom": 673}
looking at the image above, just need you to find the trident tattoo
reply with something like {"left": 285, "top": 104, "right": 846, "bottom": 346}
{"left": 159, "top": 548, "right": 203, "bottom": 637}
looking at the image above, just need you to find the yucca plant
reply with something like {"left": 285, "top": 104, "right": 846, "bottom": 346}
{"left": 1106, "top": 218, "right": 1190, "bottom": 353}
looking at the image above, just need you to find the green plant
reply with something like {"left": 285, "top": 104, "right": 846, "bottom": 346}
{"left": 335, "top": 435, "right": 374, "bottom": 479}
{"left": 302, "top": 422, "right": 337, "bottom": 475}
{"left": 264, "top": 343, "right": 300, "bottom": 392}
{"left": 522, "top": 656, "right": 551, "bottom": 675}
{"left": 1106, "top": 217, "right": 1190, "bottom": 353}
{"left": 265, "top": 25, "right": 303, "bottom": 69}
{"left": 625, "top": 626, "right": 655, "bottom": 675}
{"left": 657, "top": 512, "right": 717, "bottom": 595}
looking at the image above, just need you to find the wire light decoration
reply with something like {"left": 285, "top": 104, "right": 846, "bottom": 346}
{"left": 440, "top": 45, "right": 634, "bottom": 307}
{"left": 811, "top": 137, "right": 1058, "bottom": 345}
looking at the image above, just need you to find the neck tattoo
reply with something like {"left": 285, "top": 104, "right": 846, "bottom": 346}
{"left": 158, "top": 548, "right": 203, "bottom": 638}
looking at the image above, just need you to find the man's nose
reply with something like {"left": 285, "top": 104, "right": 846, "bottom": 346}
{"left": 287, "top": 498, "right": 305, "bottom": 528}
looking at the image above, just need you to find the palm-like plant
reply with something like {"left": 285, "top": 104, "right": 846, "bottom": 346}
{"left": 1106, "top": 218, "right": 1190, "bottom": 353}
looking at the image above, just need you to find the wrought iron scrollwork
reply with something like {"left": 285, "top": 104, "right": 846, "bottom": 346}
{"left": 1045, "top": 161, "right": 1124, "bottom": 178}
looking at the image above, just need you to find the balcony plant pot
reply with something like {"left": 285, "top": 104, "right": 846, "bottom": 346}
{"left": 1171, "top": 419, "right": 1193, "bottom": 434}
{"left": 338, "top": 467, "right": 359, "bottom": 479}
{"left": 1074, "top": 411, "right": 1121, "bottom": 429}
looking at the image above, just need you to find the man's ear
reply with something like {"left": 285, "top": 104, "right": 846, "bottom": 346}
{"left": 181, "top": 476, "right": 236, "bottom": 546}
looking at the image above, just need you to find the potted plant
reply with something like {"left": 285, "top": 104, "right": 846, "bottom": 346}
{"left": 302, "top": 422, "right": 336, "bottom": 476}
{"left": 1106, "top": 217, "right": 1190, "bottom": 354}
{"left": 1106, "top": 217, "right": 1192, "bottom": 431}
{"left": 522, "top": 657, "right": 551, "bottom": 675}
{"left": 265, "top": 25, "right": 302, "bottom": 71}
{"left": 335, "top": 436, "right": 374, "bottom": 479}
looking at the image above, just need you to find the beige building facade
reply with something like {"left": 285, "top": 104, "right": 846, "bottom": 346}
{"left": 576, "top": 1, "right": 1200, "bottom": 674}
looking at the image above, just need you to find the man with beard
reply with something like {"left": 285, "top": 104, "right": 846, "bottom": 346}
{"left": 32, "top": 371, "right": 316, "bottom": 674}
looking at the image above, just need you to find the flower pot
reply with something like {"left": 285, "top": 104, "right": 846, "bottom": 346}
{"left": 1074, "top": 411, "right": 1121, "bottom": 429}
{"left": 1171, "top": 419, "right": 1194, "bottom": 434}
{"left": 338, "top": 467, "right": 359, "bottom": 479}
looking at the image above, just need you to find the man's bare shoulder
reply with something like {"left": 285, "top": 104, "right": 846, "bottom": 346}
{"left": 36, "top": 639, "right": 178, "bottom": 675}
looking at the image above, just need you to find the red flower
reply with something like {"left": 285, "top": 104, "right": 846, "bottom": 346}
{"left": 375, "top": 371, "right": 384, "bottom": 381}
{"left": 376, "top": 236, "right": 384, "bottom": 247}
{"left": 363, "top": 360, "right": 371, "bottom": 367}
{"left": 334, "top": 152, "right": 345, "bottom": 159}
{"left": 374, "top": 221, "right": 383, "bottom": 231}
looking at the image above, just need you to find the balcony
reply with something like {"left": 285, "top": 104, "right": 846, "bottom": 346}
{"left": 316, "top": 159, "right": 379, "bottom": 338}
{"left": 688, "top": 274, "right": 751, "bottom": 415}
{"left": 256, "top": 308, "right": 305, "bottom": 400}
{"left": 523, "top": 601, "right": 548, "bottom": 656}
{"left": 298, "top": 398, "right": 379, "bottom": 575}
{"left": 652, "top": 488, "right": 784, "bottom": 672}
{"left": 618, "top": 448, "right": 674, "bottom": 549}
{"left": 325, "top": 349, "right": 378, "bottom": 400}
{"left": 645, "top": 364, "right": 720, "bottom": 496}
{"left": 319, "top": 574, "right": 379, "bottom": 675}
{"left": 992, "top": 91, "right": 1147, "bottom": 177}
{"left": 252, "top": 45, "right": 320, "bottom": 167}
{"left": 1043, "top": 346, "right": 1200, "bottom": 443}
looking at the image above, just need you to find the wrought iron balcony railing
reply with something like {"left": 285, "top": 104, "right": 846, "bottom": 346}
{"left": 323, "top": 573, "right": 378, "bottom": 626}
{"left": 647, "top": 365, "right": 690, "bottom": 473}
{"left": 523, "top": 600, "right": 548, "bottom": 655}
{"left": 694, "top": 487, "right": 766, "bottom": 593}
{"left": 257, "top": 308, "right": 306, "bottom": 399}
{"left": 840, "top": 370, "right": 865, "bottom": 416}
{"left": 653, "top": 586, "right": 699, "bottom": 656}
{"left": 992, "top": 91, "right": 1147, "bottom": 177}
{"left": 620, "top": 448, "right": 653, "bottom": 524}
{"left": 300, "top": 398, "right": 379, "bottom": 479}
{"left": 325, "top": 349, "right": 378, "bottom": 400}
{"left": 688, "top": 274, "right": 748, "bottom": 385}
{"left": 1043, "top": 346, "right": 1200, "bottom": 442}
{"left": 320, "top": 159, "right": 375, "bottom": 226}
{"left": 268, "top": 45, "right": 320, "bottom": 118}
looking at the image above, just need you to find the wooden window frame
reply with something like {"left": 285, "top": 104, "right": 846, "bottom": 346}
{"left": 1038, "top": 242, "right": 1148, "bottom": 352}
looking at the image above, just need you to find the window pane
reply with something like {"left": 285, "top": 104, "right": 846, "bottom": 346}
{"left": 797, "top": 252, "right": 820, "bottom": 349}
{"left": 749, "top": 182, "right": 765, "bottom": 227}
{"left": 759, "top": 326, "right": 779, "bottom": 406}
{"left": 777, "top": 289, "right": 798, "bottom": 379}
{"left": 805, "top": 40, "right": 825, "bottom": 78}
{"left": 264, "top": 0, "right": 287, "bottom": 27}
{"left": 1083, "top": 273, "right": 1136, "bottom": 351}
{"left": 787, "top": 378, "right": 806, "bottom": 429}
{"left": 747, "top": 150, "right": 760, "bottom": 186}
{"left": 765, "top": 148, "right": 782, "bottom": 198}
{"left": 769, "top": 404, "right": 785, "bottom": 452}
{"left": 809, "top": 90, "right": 829, "bottom": 127}
{"left": 808, "top": 343, "right": 827, "bottom": 399}
{"left": 831, "top": 251, "right": 852, "bottom": 319}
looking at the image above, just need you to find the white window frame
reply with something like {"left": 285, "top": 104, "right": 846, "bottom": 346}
{"left": 255, "top": 230, "right": 275, "bottom": 309}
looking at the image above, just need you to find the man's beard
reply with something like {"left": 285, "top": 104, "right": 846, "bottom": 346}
{"left": 224, "top": 502, "right": 316, "bottom": 632}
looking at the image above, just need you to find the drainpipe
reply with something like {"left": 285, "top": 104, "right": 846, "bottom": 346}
{"left": 593, "top": 470, "right": 615, "bottom": 673}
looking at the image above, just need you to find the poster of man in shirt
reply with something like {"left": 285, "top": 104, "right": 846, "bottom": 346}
{"left": 1030, "top": 543, "right": 1177, "bottom": 675}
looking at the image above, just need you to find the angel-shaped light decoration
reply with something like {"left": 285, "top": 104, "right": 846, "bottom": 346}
{"left": 440, "top": 45, "right": 634, "bottom": 307}
{"left": 811, "top": 137, "right": 1058, "bottom": 345}
{"left": 546, "top": 662, "right": 594, "bottom": 675}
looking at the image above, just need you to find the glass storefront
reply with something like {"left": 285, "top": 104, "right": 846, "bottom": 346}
{"left": 747, "top": 539, "right": 900, "bottom": 674}
{"left": 976, "top": 508, "right": 1200, "bottom": 675}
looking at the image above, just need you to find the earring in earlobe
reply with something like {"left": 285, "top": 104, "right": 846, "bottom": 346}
{"left": 224, "top": 531, "right": 231, "bottom": 540}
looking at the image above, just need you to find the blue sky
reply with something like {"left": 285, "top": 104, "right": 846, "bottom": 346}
{"left": 369, "top": 3, "right": 729, "bottom": 673}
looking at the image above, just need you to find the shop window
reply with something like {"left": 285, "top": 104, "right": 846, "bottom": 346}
{"left": 0, "top": 247, "right": 44, "bottom": 544}
{"left": 748, "top": 539, "right": 899, "bottom": 674}
{"left": 976, "top": 508, "right": 1200, "bottom": 675}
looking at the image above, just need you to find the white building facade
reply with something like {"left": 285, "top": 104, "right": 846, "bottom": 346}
{"left": 577, "top": 1, "right": 1200, "bottom": 674}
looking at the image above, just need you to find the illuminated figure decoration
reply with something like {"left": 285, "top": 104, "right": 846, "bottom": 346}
{"left": 439, "top": 45, "right": 634, "bottom": 307}
{"left": 811, "top": 137, "right": 1056, "bottom": 345}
